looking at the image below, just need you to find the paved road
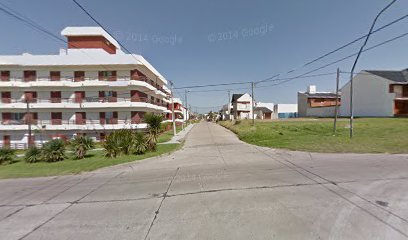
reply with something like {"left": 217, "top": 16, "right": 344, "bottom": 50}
{"left": 1, "top": 122, "right": 408, "bottom": 239}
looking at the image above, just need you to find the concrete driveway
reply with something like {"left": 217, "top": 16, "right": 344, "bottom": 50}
{"left": 1, "top": 122, "right": 408, "bottom": 239}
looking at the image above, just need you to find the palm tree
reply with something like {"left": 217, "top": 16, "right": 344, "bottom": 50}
{"left": 25, "top": 146, "right": 41, "bottom": 163}
{"left": 134, "top": 132, "right": 147, "bottom": 155}
{"left": 41, "top": 139, "right": 66, "bottom": 162}
{"left": 144, "top": 113, "right": 163, "bottom": 151}
{"left": 0, "top": 147, "right": 16, "bottom": 164}
{"left": 70, "top": 136, "right": 95, "bottom": 159}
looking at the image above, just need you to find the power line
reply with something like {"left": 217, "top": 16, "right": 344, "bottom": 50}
{"left": 71, "top": 0, "right": 134, "bottom": 55}
{"left": 294, "top": 30, "right": 408, "bottom": 79}
{"left": 173, "top": 81, "right": 252, "bottom": 90}
{"left": 303, "top": 13, "right": 408, "bottom": 67}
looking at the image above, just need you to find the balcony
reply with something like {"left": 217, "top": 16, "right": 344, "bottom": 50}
{"left": 0, "top": 97, "right": 167, "bottom": 110}
{"left": 0, "top": 76, "right": 168, "bottom": 96}
{"left": 0, "top": 119, "right": 149, "bottom": 131}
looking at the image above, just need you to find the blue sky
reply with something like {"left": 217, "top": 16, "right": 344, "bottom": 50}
{"left": 0, "top": 0, "right": 407, "bottom": 112}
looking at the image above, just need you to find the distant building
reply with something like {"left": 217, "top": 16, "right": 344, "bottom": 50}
{"left": 340, "top": 69, "right": 408, "bottom": 117}
{"left": 231, "top": 93, "right": 253, "bottom": 119}
{"left": 254, "top": 102, "right": 274, "bottom": 119}
{"left": 298, "top": 85, "right": 340, "bottom": 117}
{"left": 273, "top": 104, "right": 298, "bottom": 119}
{"left": 163, "top": 98, "right": 189, "bottom": 125}
{"left": 219, "top": 103, "right": 233, "bottom": 120}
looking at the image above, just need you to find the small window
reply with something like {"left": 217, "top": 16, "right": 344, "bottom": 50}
{"left": 1, "top": 71, "right": 10, "bottom": 81}
{"left": 24, "top": 70, "right": 36, "bottom": 82}
{"left": 74, "top": 71, "right": 85, "bottom": 82}
{"left": 98, "top": 71, "right": 117, "bottom": 81}
{"left": 389, "top": 84, "right": 394, "bottom": 93}
{"left": 50, "top": 71, "right": 61, "bottom": 81}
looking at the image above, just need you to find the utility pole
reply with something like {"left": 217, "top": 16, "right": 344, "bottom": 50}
{"left": 26, "top": 100, "right": 32, "bottom": 148}
{"left": 227, "top": 90, "right": 231, "bottom": 121}
{"left": 333, "top": 68, "right": 340, "bottom": 135}
{"left": 170, "top": 83, "right": 176, "bottom": 136}
{"left": 184, "top": 89, "right": 188, "bottom": 126}
{"left": 349, "top": 0, "right": 397, "bottom": 138}
{"left": 251, "top": 81, "right": 255, "bottom": 126}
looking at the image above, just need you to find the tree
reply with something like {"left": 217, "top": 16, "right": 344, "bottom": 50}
{"left": 144, "top": 113, "right": 163, "bottom": 151}
{"left": 70, "top": 136, "right": 95, "bottom": 159}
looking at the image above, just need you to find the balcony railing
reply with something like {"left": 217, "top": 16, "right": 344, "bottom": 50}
{"left": 0, "top": 97, "right": 168, "bottom": 107}
{"left": 0, "top": 76, "right": 168, "bottom": 94}
{"left": 1, "top": 119, "right": 145, "bottom": 126}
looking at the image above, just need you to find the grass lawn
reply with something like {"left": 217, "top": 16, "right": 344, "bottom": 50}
{"left": 0, "top": 144, "right": 180, "bottom": 179}
{"left": 158, "top": 125, "right": 184, "bottom": 143}
{"left": 219, "top": 118, "right": 408, "bottom": 154}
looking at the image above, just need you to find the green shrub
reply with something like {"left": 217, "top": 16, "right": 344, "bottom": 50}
{"left": 70, "top": 136, "right": 95, "bottom": 159}
{"left": 103, "top": 129, "right": 135, "bottom": 158}
{"left": 118, "top": 129, "right": 134, "bottom": 155}
{"left": 0, "top": 147, "right": 16, "bottom": 164}
{"left": 134, "top": 132, "right": 148, "bottom": 155}
{"left": 234, "top": 120, "right": 241, "bottom": 125}
{"left": 144, "top": 113, "right": 163, "bottom": 151}
{"left": 103, "top": 132, "right": 121, "bottom": 158}
{"left": 25, "top": 147, "right": 42, "bottom": 163}
{"left": 41, "top": 139, "right": 66, "bottom": 162}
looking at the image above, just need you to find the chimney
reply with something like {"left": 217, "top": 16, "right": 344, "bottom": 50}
{"left": 307, "top": 85, "right": 316, "bottom": 93}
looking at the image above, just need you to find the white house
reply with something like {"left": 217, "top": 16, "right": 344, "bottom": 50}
{"left": 0, "top": 26, "right": 171, "bottom": 149}
{"left": 340, "top": 69, "right": 408, "bottom": 117}
{"left": 219, "top": 103, "right": 233, "bottom": 120}
{"left": 231, "top": 93, "right": 253, "bottom": 119}
{"left": 272, "top": 104, "right": 298, "bottom": 119}
{"left": 298, "top": 85, "right": 340, "bottom": 117}
{"left": 254, "top": 102, "right": 274, "bottom": 119}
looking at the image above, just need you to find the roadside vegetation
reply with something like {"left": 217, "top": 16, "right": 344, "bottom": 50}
{"left": 0, "top": 113, "right": 181, "bottom": 179}
{"left": 219, "top": 118, "right": 408, "bottom": 154}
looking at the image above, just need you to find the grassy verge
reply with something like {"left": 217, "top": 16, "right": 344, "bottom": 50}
{"left": 219, "top": 118, "right": 408, "bottom": 154}
{"left": 158, "top": 125, "right": 183, "bottom": 143}
{"left": 0, "top": 144, "right": 180, "bottom": 179}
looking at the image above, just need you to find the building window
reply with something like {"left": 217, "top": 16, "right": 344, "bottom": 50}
{"left": 50, "top": 91, "right": 62, "bottom": 103}
{"left": 51, "top": 112, "right": 62, "bottom": 125}
{"left": 1, "top": 92, "right": 11, "bottom": 103}
{"left": 74, "top": 71, "right": 85, "bottom": 82}
{"left": 98, "top": 91, "right": 117, "bottom": 102}
{"left": 74, "top": 91, "right": 85, "bottom": 103}
{"left": 25, "top": 112, "right": 38, "bottom": 124}
{"left": 99, "top": 133, "right": 106, "bottom": 142}
{"left": 130, "top": 69, "right": 146, "bottom": 80}
{"left": 3, "top": 135, "right": 11, "bottom": 147}
{"left": 24, "top": 91, "right": 37, "bottom": 103}
{"left": 24, "top": 70, "right": 36, "bottom": 82}
{"left": 1, "top": 71, "right": 10, "bottom": 81}
{"left": 50, "top": 71, "right": 61, "bottom": 81}
{"left": 98, "top": 71, "right": 117, "bottom": 81}
{"left": 131, "top": 111, "right": 145, "bottom": 124}
{"left": 130, "top": 90, "right": 147, "bottom": 102}
{"left": 75, "top": 112, "right": 86, "bottom": 125}
{"left": 100, "top": 112, "right": 118, "bottom": 124}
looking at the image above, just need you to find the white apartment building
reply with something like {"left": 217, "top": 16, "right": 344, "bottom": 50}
{"left": 231, "top": 93, "right": 253, "bottom": 119}
{"left": 0, "top": 27, "right": 170, "bottom": 149}
{"left": 163, "top": 97, "right": 189, "bottom": 125}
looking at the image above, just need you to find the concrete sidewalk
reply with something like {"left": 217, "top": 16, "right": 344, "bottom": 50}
{"left": 1, "top": 121, "right": 408, "bottom": 240}
{"left": 160, "top": 123, "right": 195, "bottom": 144}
